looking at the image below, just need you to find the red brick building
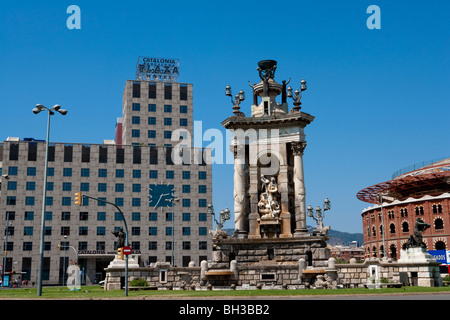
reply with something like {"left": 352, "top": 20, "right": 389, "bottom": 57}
{"left": 357, "top": 158, "right": 450, "bottom": 259}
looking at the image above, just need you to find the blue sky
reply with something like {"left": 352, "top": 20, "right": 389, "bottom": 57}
{"left": 0, "top": 1, "right": 448, "bottom": 233}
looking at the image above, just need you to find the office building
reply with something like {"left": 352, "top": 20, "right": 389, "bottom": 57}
{"left": 0, "top": 64, "right": 212, "bottom": 285}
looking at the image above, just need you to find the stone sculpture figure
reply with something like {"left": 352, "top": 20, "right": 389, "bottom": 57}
{"left": 259, "top": 175, "right": 281, "bottom": 218}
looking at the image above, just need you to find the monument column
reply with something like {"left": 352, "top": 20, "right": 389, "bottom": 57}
{"left": 292, "top": 141, "right": 308, "bottom": 235}
{"left": 233, "top": 145, "right": 247, "bottom": 237}
{"left": 279, "top": 163, "right": 292, "bottom": 237}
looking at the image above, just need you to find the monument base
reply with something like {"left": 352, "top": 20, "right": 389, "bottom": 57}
{"left": 204, "top": 235, "right": 330, "bottom": 287}
{"left": 107, "top": 254, "right": 140, "bottom": 269}
{"left": 397, "top": 247, "right": 442, "bottom": 287}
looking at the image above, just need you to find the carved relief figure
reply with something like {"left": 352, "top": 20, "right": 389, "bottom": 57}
{"left": 259, "top": 175, "right": 281, "bottom": 218}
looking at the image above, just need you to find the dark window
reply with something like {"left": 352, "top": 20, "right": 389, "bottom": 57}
{"left": 79, "top": 212, "right": 89, "bottom": 221}
{"left": 132, "top": 81, "right": 140, "bottom": 98}
{"left": 48, "top": 145, "right": 55, "bottom": 162}
{"left": 116, "top": 147, "right": 124, "bottom": 164}
{"left": 81, "top": 145, "right": 90, "bottom": 163}
{"left": 64, "top": 145, "right": 73, "bottom": 162}
{"left": 182, "top": 256, "right": 191, "bottom": 267}
{"left": 165, "top": 146, "right": 174, "bottom": 165}
{"left": 180, "top": 84, "right": 188, "bottom": 100}
{"left": 133, "top": 147, "right": 141, "bottom": 164}
{"left": 149, "top": 82, "right": 156, "bottom": 99}
{"left": 150, "top": 146, "right": 158, "bottom": 164}
{"left": 62, "top": 212, "right": 71, "bottom": 221}
{"left": 435, "top": 218, "right": 444, "bottom": 230}
{"left": 164, "top": 84, "right": 172, "bottom": 99}
{"left": 9, "top": 143, "right": 19, "bottom": 161}
{"left": 28, "top": 143, "right": 37, "bottom": 161}
{"left": 99, "top": 145, "right": 108, "bottom": 163}
{"left": 402, "top": 222, "right": 409, "bottom": 233}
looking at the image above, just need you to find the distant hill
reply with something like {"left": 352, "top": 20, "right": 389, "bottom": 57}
{"left": 325, "top": 228, "right": 364, "bottom": 246}
{"left": 223, "top": 227, "right": 363, "bottom": 247}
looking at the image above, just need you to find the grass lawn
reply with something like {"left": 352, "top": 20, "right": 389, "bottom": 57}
{"left": 1, "top": 285, "right": 450, "bottom": 299}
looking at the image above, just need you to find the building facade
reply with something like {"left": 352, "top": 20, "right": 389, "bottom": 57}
{"left": 357, "top": 158, "right": 450, "bottom": 260}
{"left": 0, "top": 76, "right": 212, "bottom": 286}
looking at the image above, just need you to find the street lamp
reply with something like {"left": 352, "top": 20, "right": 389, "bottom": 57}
{"left": 1, "top": 175, "right": 11, "bottom": 287}
{"left": 168, "top": 197, "right": 180, "bottom": 266}
{"left": 375, "top": 193, "right": 389, "bottom": 258}
{"left": 307, "top": 198, "right": 331, "bottom": 230}
{"left": 225, "top": 85, "right": 245, "bottom": 116}
{"left": 33, "top": 104, "right": 68, "bottom": 296}
{"left": 287, "top": 79, "right": 307, "bottom": 112}
{"left": 208, "top": 202, "right": 230, "bottom": 231}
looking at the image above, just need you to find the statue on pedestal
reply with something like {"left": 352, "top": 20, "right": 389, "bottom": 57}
{"left": 112, "top": 228, "right": 126, "bottom": 248}
{"left": 406, "top": 218, "right": 431, "bottom": 249}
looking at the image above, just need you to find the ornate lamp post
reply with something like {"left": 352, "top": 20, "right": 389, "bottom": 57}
{"left": 225, "top": 85, "right": 245, "bottom": 116}
{"left": 287, "top": 79, "right": 307, "bottom": 112}
{"left": 208, "top": 202, "right": 230, "bottom": 233}
{"left": 307, "top": 198, "right": 331, "bottom": 230}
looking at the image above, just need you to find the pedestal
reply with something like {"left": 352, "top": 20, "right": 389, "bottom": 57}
{"left": 259, "top": 217, "right": 281, "bottom": 238}
{"left": 107, "top": 254, "right": 140, "bottom": 269}
{"left": 397, "top": 247, "right": 442, "bottom": 287}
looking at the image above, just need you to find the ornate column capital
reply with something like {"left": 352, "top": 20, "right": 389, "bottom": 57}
{"left": 291, "top": 141, "right": 307, "bottom": 156}
{"left": 231, "top": 144, "right": 245, "bottom": 159}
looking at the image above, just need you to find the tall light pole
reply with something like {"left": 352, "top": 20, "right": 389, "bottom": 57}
{"left": 1, "top": 174, "right": 10, "bottom": 286}
{"left": 375, "top": 192, "right": 395, "bottom": 259}
{"left": 168, "top": 197, "right": 180, "bottom": 266}
{"left": 33, "top": 104, "right": 68, "bottom": 296}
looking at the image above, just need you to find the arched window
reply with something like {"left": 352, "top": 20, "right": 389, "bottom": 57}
{"left": 435, "top": 241, "right": 446, "bottom": 250}
{"left": 390, "top": 223, "right": 396, "bottom": 234}
{"left": 390, "top": 244, "right": 397, "bottom": 260}
{"left": 402, "top": 221, "right": 409, "bottom": 233}
{"left": 432, "top": 204, "right": 438, "bottom": 214}
{"left": 434, "top": 218, "right": 444, "bottom": 230}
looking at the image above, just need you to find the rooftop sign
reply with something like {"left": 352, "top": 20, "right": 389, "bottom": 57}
{"left": 136, "top": 57, "right": 180, "bottom": 82}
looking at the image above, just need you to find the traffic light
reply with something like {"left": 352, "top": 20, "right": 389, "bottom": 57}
{"left": 74, "top": 192, "right": 82, "bottom": 206}
{"left": 117, "top": 247, "right": 124, "bottom": 260}
{"left": 57, "top": 244, "right": 61, "bottom": 251}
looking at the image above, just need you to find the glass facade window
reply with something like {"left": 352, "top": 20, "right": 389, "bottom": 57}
{"left": 132, "top": 103, "right": 140, "bottom": 111}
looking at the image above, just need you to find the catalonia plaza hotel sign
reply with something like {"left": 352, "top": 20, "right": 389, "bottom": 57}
{"left": 136, "top": 56, "right": 180, "bottom": 82}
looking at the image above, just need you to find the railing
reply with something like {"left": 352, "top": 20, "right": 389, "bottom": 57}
{"left": 391, "top": 156, "right": 448, "bottom": 179}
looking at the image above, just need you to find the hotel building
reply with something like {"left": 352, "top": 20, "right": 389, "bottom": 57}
{"left": 0, "top": 71, "right": 213, "bottom": 285}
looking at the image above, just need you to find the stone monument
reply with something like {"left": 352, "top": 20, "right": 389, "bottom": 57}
{"left": 201, "top": 60, "right": 332, "bottom": 288}
{"left": 397, "top": 217, "right": 442, "bottom": 287}
{"left": 222, "top": 60, "right": 315, "bottom": 239}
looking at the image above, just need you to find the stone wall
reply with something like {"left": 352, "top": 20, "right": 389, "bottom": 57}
{"left": 104, "top": 253, "right": 442, "bottom": 290}
{"left": 105, "top": 262, "right": 202, "bottom": 290}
